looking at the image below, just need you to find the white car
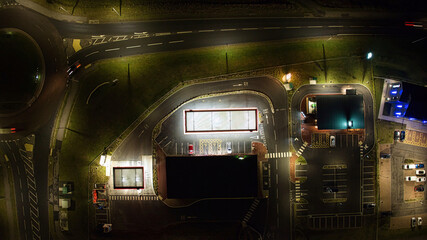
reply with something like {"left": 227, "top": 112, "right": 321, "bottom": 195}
{"left": 416, "top": 170, "right": 426, "bottom": 176}
{"left": 416, "top": 177, "right": 426, "bottom": 182}
{"left": 405, "top": 176, "right": 417, "bottom": 181}
{"left": 226, "top": 142, "right": 232, "bottom": 154}
{"left": 403, "top": 164, "right": 416, "bottom": 169}
{"left": 418, "top": 217, "right": 423, "bottom": 226}
{"left": 330, "top": 135, "right": 336, "bottom": 147}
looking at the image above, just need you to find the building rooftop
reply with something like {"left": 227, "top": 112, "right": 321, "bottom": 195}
{"left": 317, "top": 95, "right": 365, "bottom": 130}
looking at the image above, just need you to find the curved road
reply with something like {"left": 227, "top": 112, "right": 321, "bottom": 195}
{"left": 113, "top": 76, "right": 290, "bottom": 239}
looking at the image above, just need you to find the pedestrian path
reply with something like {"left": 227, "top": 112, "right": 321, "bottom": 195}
{"left": 296, "top": 142, "right": 308, "bottom": 157}
{"left": 265, "top": 151, "right": 292, "bottom": 159}
{"left": 242, "top": 199, "right": 260, "bottom": 224}
{"left": 110, "top": 195, "right": 159, "bottom": 201}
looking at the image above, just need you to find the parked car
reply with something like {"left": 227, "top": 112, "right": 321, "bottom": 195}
{"left": 394, "top": 131, "right": 400, "bottom": 140}
{"left": 415, "top": 164, "right": 425, "bottom": 169}
{"left": 324, "top": 186, "right": 339, "bottom": 193}
{"left": 363, "top": 203, "right": 376, "bottom": 209}
{"left": 400, "top": 131, "right": 406, "bottom": 141}
{"left": 226, "top": 142, "right": 232, "bottom": 154}
{"left": 412, "top": 217, "right": 417, "bottom": 228}
{"left": 418, "top": 217, "right": 423, "bottom": 226}
{"left": 188, "top": 144, "right": 194, "bottom": 154}
{"left": 67, "top": 61, "right": 81, "bottom": 76}
{"left": 416, "top": 177, "right": 426, "bottom": 182}
{"left": 416, "top": 170, "right": 426, "bottom": 176}
{"left": 330, "top": 135, "right": 336, "bottom": 147}
{"left": 414, "top": 185, "right": 424, "bottom": 192}
{"left": 403, "top": 164, "right": 416, "bottom": 169}
{"left": 405, "top": 176, "right": 417, "bottom": 181}
{"left": 380, "top": 153, "right": 391, "bottom": 159}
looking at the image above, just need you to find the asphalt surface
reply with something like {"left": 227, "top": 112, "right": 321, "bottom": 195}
{"left": 390, "top": 142, "right": 427, "bottom": 217}
{"left": 112, "top": 76, "right": 289, "bottom": 239}
{"left": 61, "top": 17, "right": 426, "bottom": 67}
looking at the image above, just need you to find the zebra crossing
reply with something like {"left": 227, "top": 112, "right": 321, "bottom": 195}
{"left": 265, "top": 151, "right": 292, "bottom": 159}
{"left": 296, "top": 142, "right": 308, "bottom": 157}
{"left": 110, "top": 195, "right": 159, "bottom": 201}
{"left": 242, "top": 199, "right": 260, "bottom": 224}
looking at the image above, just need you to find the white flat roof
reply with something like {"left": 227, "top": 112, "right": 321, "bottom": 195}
{"left": 185, "top": 108, "right": 258, "bottom": 133}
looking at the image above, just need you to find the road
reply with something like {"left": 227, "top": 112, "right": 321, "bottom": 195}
{"left": 58, "top": 17, "right": 425, "bottom": 67}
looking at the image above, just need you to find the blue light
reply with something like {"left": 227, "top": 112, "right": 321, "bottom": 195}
{"left": 391, "top": 90, "right": 397, "bottom": 95}
{"left": 423, "top": 120, "right": 427, "bottom": 124}
{"left": 395, "top": 112, "right": 401, "bottom": 116}
{"left": 399, "top": 89, "right": 403, "bottom": 95}
{"left": 396, "top": 104, "right": 403, "bottom": 108}
{"left": 405, "top": 104, "right": 409, "bottom": 108}
{"left": 409, "top": 118, "right": 415, "bottom": 121}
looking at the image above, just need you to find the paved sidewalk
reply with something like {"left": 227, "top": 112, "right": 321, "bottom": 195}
{"left": 379, "top": 148, "right": 391, "bottom": 212}
{"left": 16, "top": 0, "right": 86, "bottom": 22}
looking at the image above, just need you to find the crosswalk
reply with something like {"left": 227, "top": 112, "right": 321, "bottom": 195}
{"left": 265, "top": 151, "right": 292, "bottom": 159}
{"left": 110, "top": 195, "right": 159, "bottom": 201}
{"left": 296, "top": 142, "right": 308, "bottom": 157}
{"left": 242, "top": 199, "right": 260, "bottom": 224}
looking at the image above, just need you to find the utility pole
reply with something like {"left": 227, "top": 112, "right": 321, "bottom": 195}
{"left": 322, "top": 44, "right": 327, "bottom": 82}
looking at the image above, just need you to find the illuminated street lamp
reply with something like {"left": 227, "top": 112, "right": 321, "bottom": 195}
{"left": 366, "top": 52, "right": 373, "bottom": 60}
{"left": 282, "top": 73, "right": 292, "bottom": 82}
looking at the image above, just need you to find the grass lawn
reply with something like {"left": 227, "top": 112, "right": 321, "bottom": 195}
{"left": 60, "top": 35, "right": 425, "bottom": 236}
{"left": 30, "top": 0, "right": 301, "bottom": 22}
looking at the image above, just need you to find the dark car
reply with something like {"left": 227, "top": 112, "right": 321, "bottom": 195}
{"left": 416, "top": 164, "right": 425, "bottom": 169}
{"left": 393, "top": 130, "right": 400, "bottom": 140}
{"left": 414, "top": 185, "right": 424, "bottom": 192}
{"left": 324, "top": 186, "right": 339, "bottom": 193}
{"left": 400, "top": 131, "right": 406, "bottom": 141}
{"left": 67, "top": 61, "right": 81, "bottom": 76}
{"left": 380, "top": 153, "right": 391, "bottom": 159}
{"left": 364, "top": 203, "right": 376, "bottom": 209}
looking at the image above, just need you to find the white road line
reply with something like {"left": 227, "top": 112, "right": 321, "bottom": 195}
{"left": 264, "top": 27, "right": 280, "bottom": 30}
{"left": 21, "top": 193, "right": 24, "bottom": 202}
{"left": 147, "top": 42, "right": 163, "bottom": 46}
{"left": 155, "top": 32, "right": 171, "bottom": 36}
{"left": 169, "top": 40, "right": 184, "bottom": 44}
{"left": 285, "top": 26, "right": 301, "bottom": 29}
{"left": 307, "top": 26, "right": 323, "bottom": 28}
{"left": 85, "top": 51, "right": 99, "bottom": 57}
{"left": 220, "top": 28, "right": 236, "bottom": 31}
{"left": 177, "top": 31, "right": 192, "bottom": 34}
{"left": 276, "top": 174, "right": 278, "bottom": 184}
{"left": 328, "top": 25, "right": 344, "bottom": 28}
{"left": 199, "top": 29, "right": 214, "bottom": 32}
{"left": 126, "top": 45, "right": 141, "bottom": 49}
{"left": 105, "top": 48, "right": 120, "bottom": 52}
{"left": 242, "top": 27, "right": 258, "bottom": 30}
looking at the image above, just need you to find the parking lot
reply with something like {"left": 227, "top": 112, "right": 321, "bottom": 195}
{"left": 322, "top": 165, "right": 348, "bottom": 203}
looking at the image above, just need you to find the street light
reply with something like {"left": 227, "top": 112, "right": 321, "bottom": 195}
{"left": 282, "top": 73, "right": 292, "bottom": 82}
{"left": 367, "top": 52, "right": 373, "bottom": 60}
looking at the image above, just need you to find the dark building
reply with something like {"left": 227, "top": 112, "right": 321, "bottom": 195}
{"left": 158, "top": 155, "right": 259, "bottom": 199}
{"left": 401, "top": 82, "right": 427, "bottom": 121}
{"left": 317, "top": 95, "right": 365, "bottom": 130}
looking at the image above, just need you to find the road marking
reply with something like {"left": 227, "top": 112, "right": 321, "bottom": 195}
{"left": 220, "top": 28, "right": 236, "bottom": 31}
{"left": 147, "top": 42, "right": 163, "bottom": 46}
{"left": 276, "top": 174, "right": 278, "bottom": 184}
{"left": 177, "top": 31, "right": 192, "bottom": 34}
{"left": 307, "top": 26, "right": 323, "bottom": 28}
{"left": 264, "top": 27, "right": 281, "bottom": 30}
{"left": 169, "top": 40, "right": 184, "bottom": 44}
{"left": 242, "top": 27, "right": 258, "bottom": 30}
{"left": 105, "top": 48, "right": 120, "bottom": 52}
{"left": 328, "top": 25, "right": 344, "bottom": 28}
{"left": 155, "top": 32, "right": 171, "bottom": 36}
{"left": 126, "top": 45, "right": 141, "bottom": 49}
{"left": 199, "top": 29, "right": 214, "bottom": 32}
{"left": 285, "top": 26, "right": 301, "bottom": 28}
